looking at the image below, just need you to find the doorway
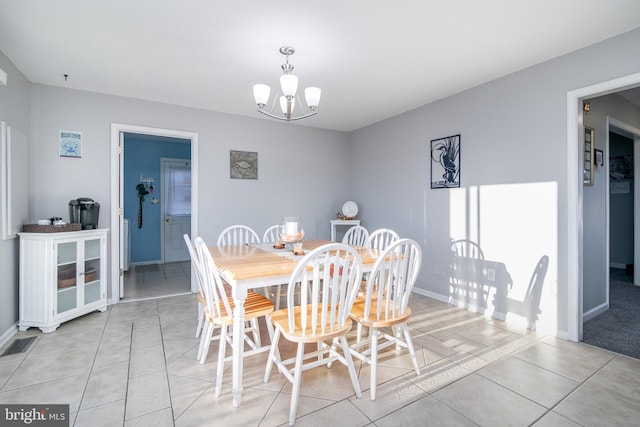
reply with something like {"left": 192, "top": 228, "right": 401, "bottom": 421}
{"left": 567, "top": 72, "right": 640, "bottom": 342}
{"left": 110, "top": 123, "right": 199, "bottom": 304}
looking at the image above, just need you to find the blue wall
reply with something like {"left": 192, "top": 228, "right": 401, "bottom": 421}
{"left": 124, "top": 134, "right": 191, "bottom": 263}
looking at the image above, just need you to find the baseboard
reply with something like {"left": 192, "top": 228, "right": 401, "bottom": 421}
{"left": 0, "top": 323, "right": 18, "bottom": 350}
{"left": 129, "top": 260, "right": 162, "bottom": 267}
{"left": 584, "top": 302, "right": 608, "bottom": 322}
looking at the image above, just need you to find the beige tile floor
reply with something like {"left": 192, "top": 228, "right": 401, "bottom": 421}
{"left": 1, "top": 292, "right": 640, "bottom": 426}
{"left": 123, "top": 261, "right": 192, "bottom": 300}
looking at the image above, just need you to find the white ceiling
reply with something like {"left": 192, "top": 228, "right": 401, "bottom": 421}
{"left": 1, "top": 0, "right": 639, "bottom": 132}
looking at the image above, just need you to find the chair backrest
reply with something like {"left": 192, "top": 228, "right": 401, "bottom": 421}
{"left": 342, "top": 225, "right": 370, "bottom": 247}
{"left": 361, "top": 238, "right": 422, "bottom": 321}
{"left": 217, "top": 225, "right": 260, "bottom": 246}
{"left": 367, "top": 228, "right": 400, "bottom": 250}
{"left": 284, "top": 243, "right": 363, "bottom": 336}
{"left": 450, "top": 239, "right": 484, "bottom": 259}
{"left": 262, "top": 224, "right": 280, "bottom": 243}
{"left": 183, "top": 234, "right": 204, "bottom": 293}
{"left": 194, "top": 236, "right": 233, "bottom": 319}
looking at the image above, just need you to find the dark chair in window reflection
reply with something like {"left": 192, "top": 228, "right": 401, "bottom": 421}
{"left": 449, "top": 239, "right": 491, "bottom": 310}
{"left": 450, "top": 239, "right": 484, "bottom": 260}
{"left": 500, "top": 255, "right": 549, "bottom": 330}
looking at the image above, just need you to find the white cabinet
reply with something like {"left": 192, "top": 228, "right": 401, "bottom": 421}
{"left": 19, "top": 229, "right": 108, "bottom": 333}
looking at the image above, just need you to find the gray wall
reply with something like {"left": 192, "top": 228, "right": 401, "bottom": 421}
{"left": 583, "top": 93, "right": 640, "bottom": 314}
{"left": 348, "top": 28, "right": 640, "bottom": 336}
{"left": 28, "top": 84, "right": 351, "bottom": 301}
{"left": 0, "top": 50, "right": 30, "bottom": 339}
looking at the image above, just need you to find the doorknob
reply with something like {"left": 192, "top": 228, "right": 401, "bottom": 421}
{"left": 165, "top": 218, "right": 172, "bottom": 223}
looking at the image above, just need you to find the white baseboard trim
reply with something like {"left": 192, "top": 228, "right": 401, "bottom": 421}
{"left": 129, "top": 260, "right": 162, "bottom": 267}
{"left": 0, "top": 323, "right": 18, "bottom": 350}
{"left": 583, "top": 302, "right": 609, "bottom": 322}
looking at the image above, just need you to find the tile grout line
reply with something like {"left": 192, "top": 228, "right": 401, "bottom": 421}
{"left": 70, "top": 307, "right": 117, "bottom": 426}
{"left": 157, "top": 299, "right": 177, "bottom": 426}
{"left": 120, "top": 321, "right": 134, "bottom": 427}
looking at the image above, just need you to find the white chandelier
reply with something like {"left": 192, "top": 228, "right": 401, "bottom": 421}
{"left": 253, "top": 46, "right": 321, "bottom": 121}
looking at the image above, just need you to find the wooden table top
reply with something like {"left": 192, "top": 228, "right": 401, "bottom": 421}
{"left": 208, "top": 239, "right": 380, "bottom": 282}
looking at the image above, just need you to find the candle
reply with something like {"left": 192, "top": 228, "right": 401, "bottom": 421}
{"left": 285, "top": 221, "right": 298, "bottom": 235}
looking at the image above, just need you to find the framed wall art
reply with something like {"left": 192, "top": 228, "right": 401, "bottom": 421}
{"left": 230, "top": 150, "right": 258, "bottom": 179}
{"left": 59, "top": 130, "right": 82, "bottom": 158}
{"left": 430, "top": 134, "right": 460, "bottom": 189}
{"left": 583, "top": 126, "right": 594, "bottom": 186}
{"left": 594, "top": 148, "right": 603, "bottom": 168}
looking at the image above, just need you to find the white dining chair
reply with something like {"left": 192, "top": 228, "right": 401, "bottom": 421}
{"left": 349, "top": 238, "right": 422, "bottom": 400}
{"left": 262, "top": 224, "right": 280, "bottom": 243}
{"left": 217, "top": 224, "right": 260, "bottom": 246}
{"left": 194, "top": 237, "right": 275, "bottom": 396}
{"left": 183, "top": 234, "right": 207, "bottom": 342}
{"left": 261, "top": 224, "right": 288, "bottom": 310}
{"left": 264, "top": 243, "right": 363, "bottom": 425}
{"left": 216, "top": 224, "right": 263, "bottom": 343}
{"left": 342, "top": 225, "right": 370, "bottom": 247}
{"left": 367, "top": 228, "right": 400, "bottom": 250}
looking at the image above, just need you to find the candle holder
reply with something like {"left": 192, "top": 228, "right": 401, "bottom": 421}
{"left": 278, "top": 216, "right": 305, "bottom": 250}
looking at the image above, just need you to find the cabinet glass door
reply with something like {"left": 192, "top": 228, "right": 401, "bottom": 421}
{"left": 57, "top": 241, "right": 77, "bottom": 314}
{"left": 83, "top": 238, "right": 101, "bottom": 304}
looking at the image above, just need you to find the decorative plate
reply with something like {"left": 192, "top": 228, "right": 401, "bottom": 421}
{"left": 342, "top": 201, "right": 358, "bottom": 218}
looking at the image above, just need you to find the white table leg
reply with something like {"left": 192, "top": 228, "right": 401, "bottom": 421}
{"left": 232, "top": 289, "right": 247, "bottom": 407}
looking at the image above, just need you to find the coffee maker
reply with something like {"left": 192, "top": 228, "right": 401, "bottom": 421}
{"left": 69, "top": 198, "right": 100, "bottom": 230}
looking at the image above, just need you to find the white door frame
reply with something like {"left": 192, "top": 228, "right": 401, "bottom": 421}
{"left": 566, "top": 72, "right": 640, "bottom": 342}
{"left": 110, "top": 123, "right": 199, "bottom": 303}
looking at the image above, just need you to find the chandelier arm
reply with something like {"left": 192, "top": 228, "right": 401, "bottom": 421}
{"left": 256, "top": 109, "right": 317, "bottom": 121}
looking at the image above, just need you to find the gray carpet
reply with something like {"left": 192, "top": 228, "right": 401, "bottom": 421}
{"left": 583, "top": 269, "right": 640, "bottom": 359}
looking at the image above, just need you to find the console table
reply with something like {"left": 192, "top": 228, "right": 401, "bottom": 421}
{"left": 330, "top": 219, "right": 361, "bottom": 241}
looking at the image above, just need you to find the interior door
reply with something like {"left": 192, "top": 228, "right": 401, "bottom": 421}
{"left": 163, "top": 159, "right": 191, "bottom": 262}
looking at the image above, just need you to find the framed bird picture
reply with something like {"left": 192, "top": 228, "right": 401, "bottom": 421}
{"left": 430, "top": 134, "right": 460, "bottom": 189}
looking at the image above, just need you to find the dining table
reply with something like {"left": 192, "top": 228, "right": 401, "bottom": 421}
{"left": 207, "top": 239, "right": 381, "bottom": 407}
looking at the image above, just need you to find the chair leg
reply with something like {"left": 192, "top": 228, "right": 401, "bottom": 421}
{"left": 264, "top": 328, "right": 281, "bottom": 383}
{"left": 195, "top": 303, "right": 205, "bottom": 338}
{"left": 370, "top": 327, "right": 379, "bottom": 400}
{"left": 339, "top": 335, "right": 362, "bottom": 399}
{"left": 274, "top": 284, "right": 282, "bottom": 310}
{"left": 401, "top": 324, "right": 420, "bottom": 376}
{"left": 394, "top": 325, "right": 403, "bottom": 351}
{"left": 250, "top": 318, "right": 261, "bottom": 347}
{"left": 200, "top": 322, "right": 215, "bottom": 365}
{"left": 289, "top": 343, "right": 306, "bottom": 426}
{"left": 215, "top": 325, "right": 229, "bottom": 397}
{"left": 197, "top": 321, "right": 211, "bottom": 362}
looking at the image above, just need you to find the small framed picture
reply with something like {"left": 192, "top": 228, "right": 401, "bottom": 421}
{"left": 59, "top": 130, "right": 82, "bottom": 158}
{"left": 594, "top": 149, "right": 603, "bottom": 167}
{"left": 230, "top": 150, "right": 258, "bottom": 179}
